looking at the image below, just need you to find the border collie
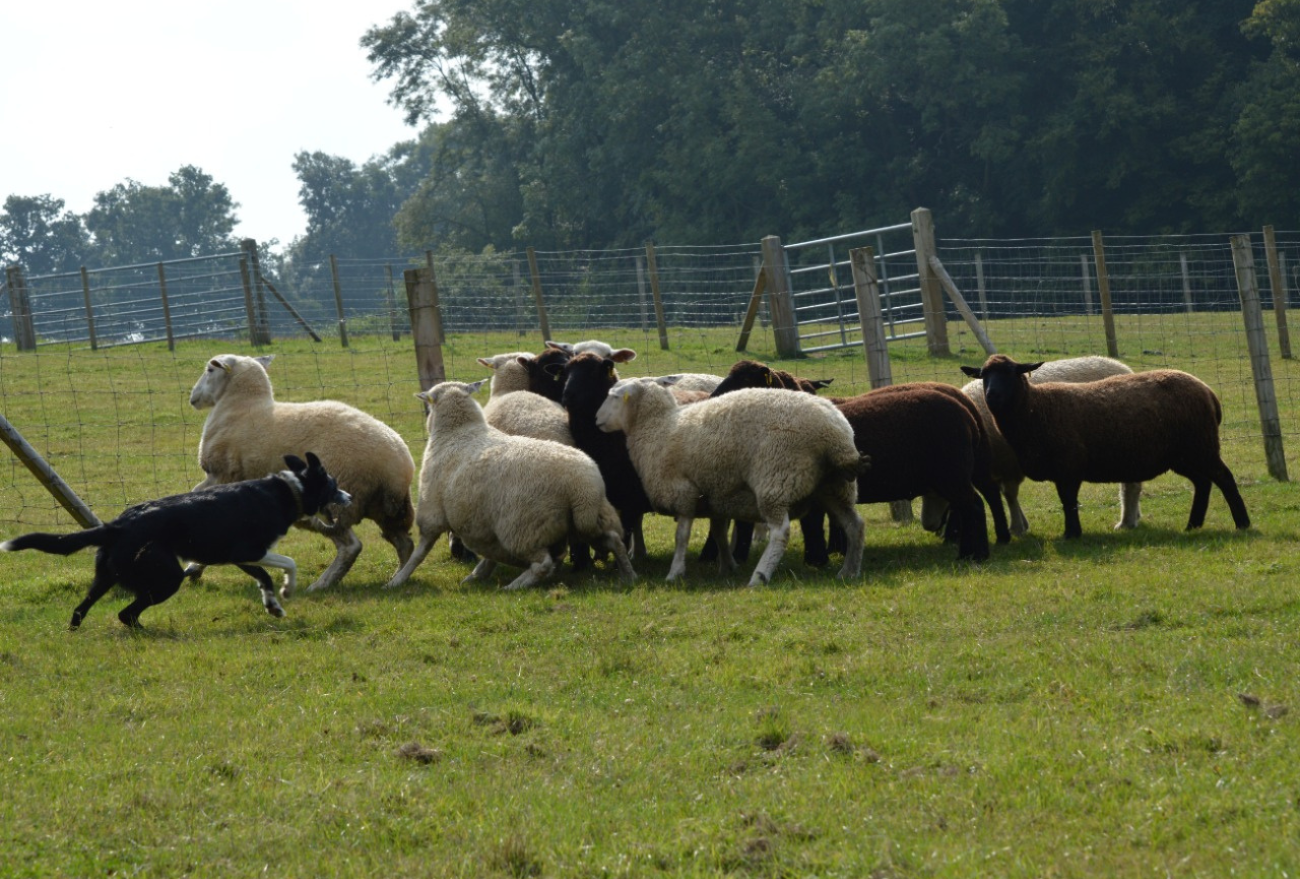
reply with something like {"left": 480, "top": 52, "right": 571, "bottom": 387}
{"left": 1, "top": 453, "right": 350, "bottom": 630}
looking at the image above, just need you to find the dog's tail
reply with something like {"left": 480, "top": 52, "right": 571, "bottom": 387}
{"left": 1, "top": 525, "right": 116, "bottom": 556}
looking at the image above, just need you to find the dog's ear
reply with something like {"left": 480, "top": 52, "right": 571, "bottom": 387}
{"left": 304, "top": 451, "right": 323, "bottom": 471}
{"left": 283, "top": 454, "right": 307, "bottom": 473}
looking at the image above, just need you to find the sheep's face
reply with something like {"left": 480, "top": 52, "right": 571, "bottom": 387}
{"left": 189, "top": 354, "right": 273, "bottom": 409}
{"left": 595, "top": 379, "right": 642, "bottom": 433}
{"left": 962, "top": 356, "right": 1041, "bottom": 414}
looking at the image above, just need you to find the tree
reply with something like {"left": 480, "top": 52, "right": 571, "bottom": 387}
{"left": 1233, "top": 0, "right": 1300, "bottom": 226}
{"left": 0, "top": 195, "right": 93, "bottom": 275}
{"left": 85, "top": 165, "right": 239, "bottom": 265}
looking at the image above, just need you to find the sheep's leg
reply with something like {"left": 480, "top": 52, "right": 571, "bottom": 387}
{"left": 952, "top": 494, "right": 990, "bottom": 562}
{"left": 599, "top": 529, "right": 637, "bottom": 582}
{"left": 666, "top": 517, "right": 694, "bottom": 582}
{"left": 977, "top": 479, "right": 1010, "bottom": 544}
{"left": 306, "top": 528, "right": 363, "bottom": 592}
{"left": 802, "top": 508, "right": 830, "bottom": 567}
{"left": 1055, "top": 480, "right": 1084, "bottom": 538}
{"left": 919, "top": 492, "right": 947, "bottom": 535}
{"left": 749, "top": 513, "right": 791, "bottom": 586}
{"left": 237, "top": 563, "right": 285, "bottom": 618}
{"left": 825, "top": 498, "right": 864, "bottom": 580}
{"left": 711, "top": 517, "right": 738, "bottom": 575}
{"left": 463, "top": 557, "right": 499, "bottom": 584}
{"left": 1113, "top": 482, "right": 1142, "bottom": 529}
{"left": 502, "top": 552, "right": 555, "bottom": 591}
{"left": 382, "top": 525, "right": 415, "bottom": 568}
{"left": 384, "top": 527, "right": 444, "bottom": 589}
{"left": 1004, "top": 479, "right": 1030, "bottom": 536}
{"left": 622, "top": 511, "right": 647, "bottom": 561}
{"left": 1210, "top": 462, "right": 1251, "bottom": 529}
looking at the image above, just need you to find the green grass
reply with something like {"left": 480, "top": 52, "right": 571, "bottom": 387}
{"left": 2, "top": 317, "right": 1300, "bottom": 877}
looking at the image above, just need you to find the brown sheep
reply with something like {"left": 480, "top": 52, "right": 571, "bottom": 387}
{"left": 962, "top": 354, "right": 1250, "bottom": 538}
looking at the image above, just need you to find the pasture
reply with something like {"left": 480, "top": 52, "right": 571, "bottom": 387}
{"left": 2, "top": 315, "right": 1300, "bottom": 877}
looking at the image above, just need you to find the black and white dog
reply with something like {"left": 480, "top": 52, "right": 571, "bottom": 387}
{"left": 1, "top": 453, "right": 350, "bottom": 629}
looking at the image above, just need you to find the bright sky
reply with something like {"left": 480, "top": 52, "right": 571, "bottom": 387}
{"left": 0, "top": 0, "right": 421, "bottom": 251}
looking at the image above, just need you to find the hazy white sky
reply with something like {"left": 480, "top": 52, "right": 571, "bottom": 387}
{"left": 0, "top": 0, "right": 420, "bottom": 250}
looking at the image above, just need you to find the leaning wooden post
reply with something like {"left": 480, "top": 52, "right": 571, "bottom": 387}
{"left": 404, "top": 267, "right": 446, "bottom": 391}
{"left": 156, "top": 262, "right": 175, "bottom": 352}
{"left": 0, "top": 412, "right": 101, "bottom": 528}
{"left": 911, "top": 208, "right": 950, "bottom": 356}
{"left": 735, "top": 267, "right": 768, "bottom": 352}
{"left": 1231, "top": 234, "right": 1289, "bottom": 482}
{"left": 1090, "top": 230, "right": 1120, "bottom": 358}
{"left": 759, "top": 235, "right": 801, "bottom": 358}
{"left": 328, "top": 254, "right": 349, "bottom": 348}
{"left": 644, "top": 241, "right": 670, "bottom": 351}
{"left": 930, "top": 255, "right": 996, "bottom": 355}
{"left": 525, "top": 247, "right": 552, "bottom": 342}
{"left": 79, "top": 266, "right": 98, "bottom": 351}
{"left": 851, "top": 246, "right": 908, "bottom": 521}
{"left": 1263, "top": 225, "right": 1292, "bottom": 359}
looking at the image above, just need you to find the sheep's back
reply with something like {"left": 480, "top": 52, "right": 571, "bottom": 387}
{"left": 484, "top": 392, "right": 574, "bottom": 445}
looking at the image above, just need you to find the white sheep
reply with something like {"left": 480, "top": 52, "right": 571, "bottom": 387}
{"left": 920, "top": 355, "right": 1141, "bottom": 536}
{"left": 596, "top": 378, "right": 867, "bottom": 585}
{"left": 478, "top": 350, "right": 575, "bottom": 445}
{"left": 188, "top": 354, "right": 415, "bottom": 593}
{"left": 384, "top": 380, "right": 636, "bottom": 591}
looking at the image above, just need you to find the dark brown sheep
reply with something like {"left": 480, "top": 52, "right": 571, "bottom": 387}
{"left": 962, "top": 354, "right": 1250, "bottom": 538}
{"left": 710, "top": 359, "right": 834, "bottom": 397}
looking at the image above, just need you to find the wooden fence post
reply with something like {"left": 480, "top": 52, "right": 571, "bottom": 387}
{"left": 1090, "top": 231, "right": 1120, "bottom": 358}
{"left": 644, "top": 241, "right": 670, "bottom": 351}
{"left": 1079, "top": 254, "right": 1096, "bottom": 316}
{"left": 1179, "top": 252, "right": 1195, "bottom": 314}
{"left": 238, "top": 258, "right": 262, "bottom": 348}
{"left": 635, "top": 254, "right": 650, "bottom": 332}
{"left": 404, "top": 267, "right": 446, "bottom": 391}
{"left": 240, "top": 238, "right": 271, "bottom": 344}
{"left": 384, "top": 265, "right": 401, "bottom": 341}
{"left": 759, "top": 235, "right": 801, "bottom": 358}
{"left": 974, "top": 251, "right": 989, "bottom": 321}
{"left": 79, "top": 266, "right": 98, "bottom": 351}
{"left": 4, "top": 265, "right": 36, "bottom": 350}
{"left": 1231, "top": 234, "right": 1289, "bottom": 482}
{"left": 328, "top": 254, "right": 349, "bottom": 348}
{"left": 156, "top": 263, "right": 175, "bottom": 352}
{"left": 1263, "top": 225, "right": 1292, "bottom": 359}
{"left": 735, "top": 268, "right": 768, "bottom": 352}
{"left": 911, "top": 208, "right": 950, "bottom": 356}
{"left": 525, "top": 247, "right": 552, "bottom": 343}
{"left": 850, "top": 247, "right": 892, "bottom": 389}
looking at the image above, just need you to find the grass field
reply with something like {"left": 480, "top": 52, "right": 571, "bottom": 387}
{"left": 2, "top": 317, "right": 1300, "bottom": 877}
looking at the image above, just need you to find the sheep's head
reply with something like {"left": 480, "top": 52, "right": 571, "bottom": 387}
{"left": 189, "top": 354, "right": 274, "bottom": 409}
{"left": 960, "top": 355, "right": 1042, "bottom": 413}
{"left": 596, "top": 377, "right": 675, "bottom": 434}
{"left": 477, "top": 351, "right": 534, "bottom": 396}
{"left": 545, "top": 339, "right": 637, "bottom": 363}
{"left": 561, "top": 353, "right": 619, "bottom": 411}
{"left": 710, "top": 360, "right": 772, "bottom": 397}
{"left": 416, "top": 379, "right": 487, "bottom": 429}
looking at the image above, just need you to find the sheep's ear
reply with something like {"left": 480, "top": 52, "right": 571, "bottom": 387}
{"left": 415, "top": 390, "right": 434, "bottom": 405}
{"left": 209, "top": 357, "right": 233, "bottom": 373}
{"left": 1018, "top": 362, "right": 1044, "bottom": 374}
{"left": 654, "top": 375, "right": 682, "bottom": 387}
{"left": 960, "top": 366, "right": 983, "bottom": 378}
{"left": 467, "top": 379, "right": 489, "bottom": 395}
{"left": 255, "top": 355, "right": 275, "bottom": 369}
{"left": 812, "top": 378, "right": 834, "bottom": 389}
{"left": 476, "top": 357, "right": 496, "bottom": 370}
{"left": 545, "top": 340, "right": 574, "bottom": 354}
{"left": 515, "top": 355, "right": 535, "bottom": 367}
{"left": 609, "top": 348, "right": 637, "bottom": 363}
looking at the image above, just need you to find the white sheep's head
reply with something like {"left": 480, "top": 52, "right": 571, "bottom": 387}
{"left": 595, "top": 377, "right": 666, "bottom": 434}
{"left": 545, "top": 339, "right": 637, "bottom": 363}
{"left": 415, "top": 379, "right": 487, "bottom": 427}
{"left": 189, "top": 354, "right": 274, "bottom": 409}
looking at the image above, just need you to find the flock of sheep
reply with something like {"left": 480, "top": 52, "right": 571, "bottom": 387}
{"left": 186, "top": 338, "right": 1251, "bottom": 613}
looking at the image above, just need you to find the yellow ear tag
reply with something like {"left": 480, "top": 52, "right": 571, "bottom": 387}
{"left": 623, "top": 392, "right": 630, "bottom": 404}
{"left": 607, "top": 366, "right": 615, "bottom": 380}
{"left": 765, "top": 372, "right": 772, "bottom": 386}
{"left": 220, "top": 362, "right": 233, "bottom": 373}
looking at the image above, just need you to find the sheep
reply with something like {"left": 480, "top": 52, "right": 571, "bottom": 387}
{"left": 188, "top": 354, "right": 414, "bottom": 593}
{"left": 478, "top": 350, "right": 575, "bottom": 446}
{"left": 710, "top": 359, "right": 834, "bottom": 396}
{"left": 596, "top": 379, "right": 868, "bottom": 585}
{"left": 383, "top": 380, "right": 636, "bottom": 591}
{"left": 961, "top": 354, "right": 1250, "bottom": 538}
{"left": 545, "top": 339, "right": 637, "bottom": 363}
{"left": 651, "top": 372, "right": 726, "bottom": 393}
{"left": 560, "top": 353, "right": 658, "bottom": 560}
{"left": 921, "top": 355, "right": 1140, "bottom": 536}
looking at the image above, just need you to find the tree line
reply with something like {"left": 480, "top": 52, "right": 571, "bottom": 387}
{"left": 4, "top": 0, "right": 1297, "bottom": 284}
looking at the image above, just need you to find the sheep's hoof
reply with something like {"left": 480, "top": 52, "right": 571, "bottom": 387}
{"left": 265, "top": 604, "right": 286, "bottom": 618}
